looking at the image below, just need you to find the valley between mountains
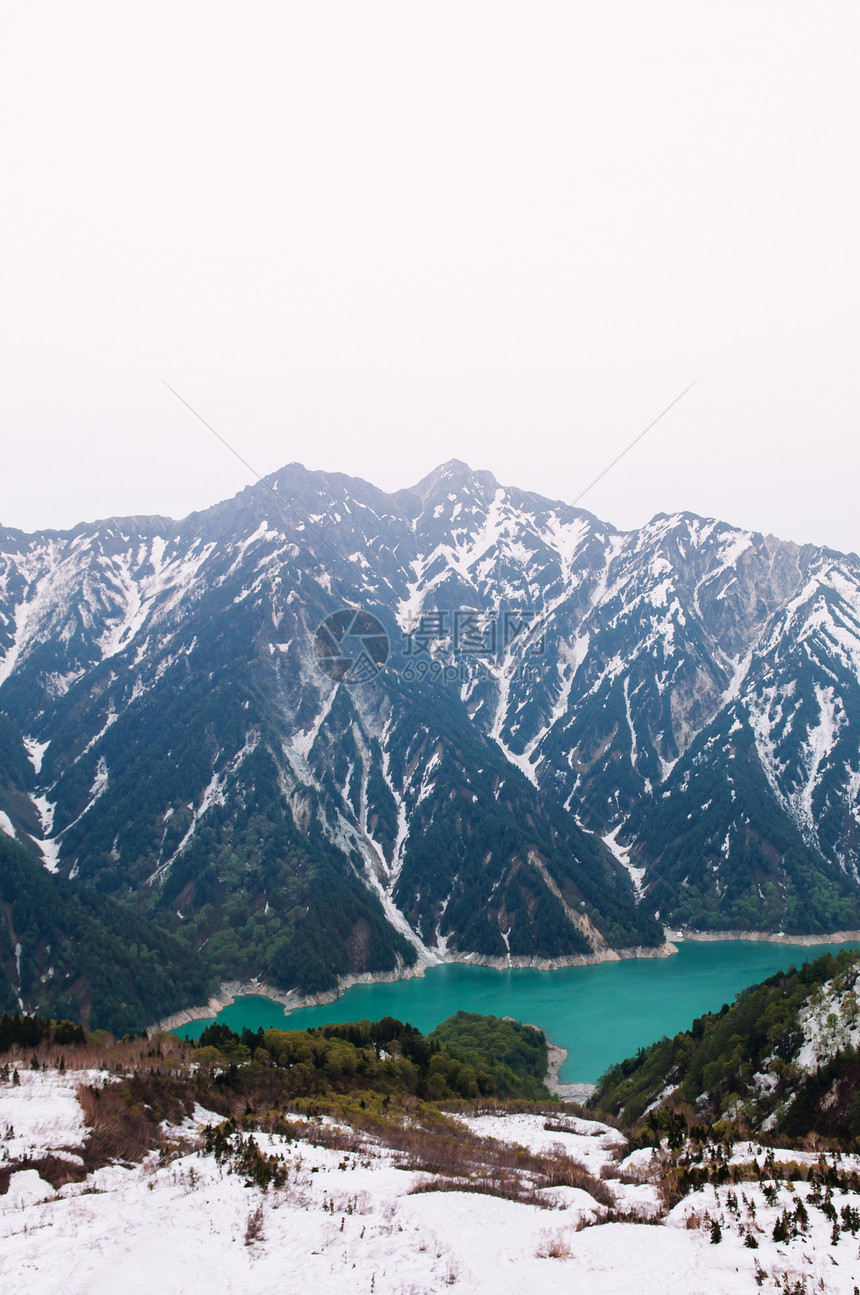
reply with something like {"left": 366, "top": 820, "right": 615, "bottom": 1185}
{"left": 1, "top": 459, "right": 859, "bottom": 1031}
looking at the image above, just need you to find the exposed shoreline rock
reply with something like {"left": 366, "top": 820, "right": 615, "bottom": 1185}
{"left": 149, "top": 963, "right": 428, "bottom": 1035}
{"left": 149, "top": 941, "right": 678, "bottom": 1034}
{"left": 446, "top": 941, "right": 678, "bottom": 971}
{"left": 544, "top": 1041, "right": 596, "bottom": 1103}
{"left": 149, "top": 930, "right": 860, "bottom": 1036}
{"left": 668, "top": 928, "right": 860, "bottom": 946}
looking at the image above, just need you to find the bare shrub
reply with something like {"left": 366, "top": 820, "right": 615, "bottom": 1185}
{"left": 245, "top": 1201, "right": 265, "bottom": 1245}
{"left": 574, "top": 1204, "right": 663, "bottom": 1230}
{"left": 604, "top": 1158, "right": 655, "bottom": 1184}
{"left": 443, "top": 1255, "right": 459, "bottom": 1284}
{"left": 541, "top": 1154, "right": 616, "bottom": 1207}
{"left": 76, "top": 1073, "right": 196, "bottom": 1169}
{"left": 77, "top": 1083, "right": 159, "bottom": 1165}
{"left": 410, "top": 1172, "right": 554, "bottom": 1210}
{"left": 0, "top": 1153, "right": 88, "bottom": 1196}
{"left": 328, "top": 1189, "right": 372, "bottom": 1215}
{"left": 535, "top": 1226, "right": 575, "bottom": 1258}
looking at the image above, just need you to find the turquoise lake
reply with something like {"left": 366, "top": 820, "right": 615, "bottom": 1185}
{"left": 175, "top": 940, "right": 858, "bottom": 1083}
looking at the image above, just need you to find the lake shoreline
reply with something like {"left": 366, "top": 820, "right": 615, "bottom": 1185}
{"left": 150, "top": 930, "right": 860, "bottom": 1036}
{"left": 544, "top": 1041, "right": 597, "bottom": 1103}
{"left": 155, "top": 937, "right": 860, "bottom": 1085}
{"left": 149, "top": 963, "right": 428, "bottom": 1035}
{"left": 149, "top": 940, "right": 678, "bottom": 1035}
{"left": 669, "top": 928, "right": 860, "bottom": 946}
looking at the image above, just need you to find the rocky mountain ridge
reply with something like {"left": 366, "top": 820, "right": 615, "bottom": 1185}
{"left": 0, "top": 459, "right": 858, "bottom": 1001}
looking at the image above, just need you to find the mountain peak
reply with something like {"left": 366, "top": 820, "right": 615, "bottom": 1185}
{"left": 408, "top": 459, "right": 498, "bottom": 505}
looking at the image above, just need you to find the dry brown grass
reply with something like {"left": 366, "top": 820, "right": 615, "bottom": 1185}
{"left": 76, "top": 1071, "right": 198, "bottom": 1168}
{"left": 244, "top": 1201, "right": 266, "bottom": 1245}
{"left": 252, "top": 1102, "right": 618, "bottom": 1212}
{"left": 77, "top": 1083, "right": 162, "bottom": 1165}
{"left": 386, "top": 1116, "right": 617, "bottom": 1209}
{"left": 0, "top": 1153, "right": 88, "bottom": 1195}
{"left": 410, "top": 1172, "right": 558, "bottom": 1209}
{"left": 535, "top": 1226, "right": 574, "bottom": 1258}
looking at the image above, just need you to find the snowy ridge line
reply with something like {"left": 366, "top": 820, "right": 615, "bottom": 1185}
{"left": 4, "top": 460, "right": 860, "bottom": 959}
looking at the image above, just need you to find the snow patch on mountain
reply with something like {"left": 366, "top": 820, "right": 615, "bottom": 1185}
{"left": 537, "top": 513, "right": 590, "bottom": 582}
{"left": 148, "top": 732, "right": 261, "bottom": 885}
{"left": 489, "top": 654, "right": 539, "bottom": 786}
{"left": 794, "top": 975, "right": 860, "bottom": 1072}
{"left": 721, "top": 650, "right": 752, "bottom": 705}
{"left": 79, "top": 709, "right": 119, "bottom": 759}
{"left": 604, "top": 824, "right": 647, "bottom": 900}
{"left": 794, "top": 684, "right": 845, "bottom": 836}
{"left": 31, "top": 791, "right": 56, "bottom": 837}
{"left": 328, "top": 808, "right": 437, "bottom": 963}
{"left": 290, "top": 688, "right": 336, "bottom": 769}
{"left": 23, "top": 736, "right": 50, "bottom": 776}
{"left": 0, "top": 561, "right": 60, "bottom": 689}
{"left": 745, "top": 685, "right": 793, "bottom": 803}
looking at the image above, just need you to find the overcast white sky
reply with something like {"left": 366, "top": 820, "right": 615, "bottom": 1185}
{"left": 2, "top": 2, "right": 859, "bottom": 552}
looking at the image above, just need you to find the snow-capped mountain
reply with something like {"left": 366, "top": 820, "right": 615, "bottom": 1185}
{"left": 1, "top": 460, "right": 859, "bottom": 999}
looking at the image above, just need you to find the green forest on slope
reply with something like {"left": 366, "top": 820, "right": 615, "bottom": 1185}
{"left": 592, "top": 948, "right": 860, "bottom": 1146}
{"left": 0, "top": 834, "right": 213, "bottom": 1035}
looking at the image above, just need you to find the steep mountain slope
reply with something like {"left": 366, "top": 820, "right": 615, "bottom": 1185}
{"left": 0, "top": 460, "right": 859, "bottom": 1005}
{"left": 623, "top": 553, "right": 860, "bottom": 931}
{"left": 0, "top": 833, "right": 212, "bottom": 1034}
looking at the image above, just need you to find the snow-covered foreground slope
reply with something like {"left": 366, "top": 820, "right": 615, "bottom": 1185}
{"left": 3, "top": 1070, "right": 860, "bottom": 1294}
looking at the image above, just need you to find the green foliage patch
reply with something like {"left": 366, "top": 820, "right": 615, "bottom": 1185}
{"left": 0, "top": 833, "right": 213, "bottom": 1035}
{"left": 591, "top": 947, "right": 860, "bottom": 1147}
{"left": 194, "top": 1009, "right": 552, "bottom": 1104}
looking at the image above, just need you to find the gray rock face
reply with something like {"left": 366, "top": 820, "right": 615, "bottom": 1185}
{"left": 0, "top": 460, "right": 858, "bottom": 987}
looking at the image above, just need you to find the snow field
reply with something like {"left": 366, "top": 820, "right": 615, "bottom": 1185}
{"left": 3, "top": 1077, "right": 860, "bottom": 1292}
